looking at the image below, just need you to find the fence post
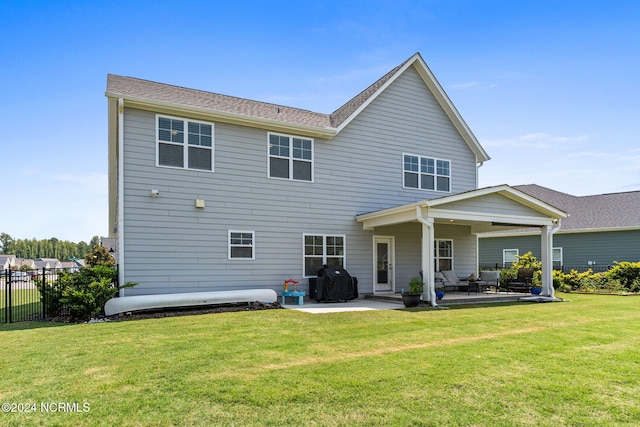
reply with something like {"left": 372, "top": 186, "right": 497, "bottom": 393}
{"left": 3, "top": 270, "right": 7, "bottom": 323}
{"left": 41, "top": 267, "right": 47, "bottom": 319}
{"left": 7, "top": 271, "right": 12, "bottom": 323}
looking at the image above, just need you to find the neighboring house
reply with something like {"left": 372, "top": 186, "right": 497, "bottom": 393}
{"left": 35, "top": 258, "right": 63, "bottom": 270}
{"left": 479, "top": 184, "right": 640, "bottom": 271}
{"left": 15, "top": 259, "right": 37, "bottom": 270}
{"left": 60, "top": 261, "right": 81, "bottom": 273}
{"left": 0, "top": 255, "right": 16, "bottom": 273}
{"left": 106, "top": 52, "right": 567, "bottom": 302}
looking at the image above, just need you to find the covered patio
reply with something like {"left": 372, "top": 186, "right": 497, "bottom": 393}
{"left": 356, "top": 185, "right": 568, "bottom": 306}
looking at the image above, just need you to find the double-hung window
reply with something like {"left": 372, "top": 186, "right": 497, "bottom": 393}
{"left": 228, "top": 231, "right": 255, "bottom": 260}
{"left": 403, "top": 154, "right": 450, "bottom": 192}
{"left": 268, "top": 133, "right": 313, "bottom": 181}
{"left": 553, "top": 247, "right": 563, "bottom": 269}
{"left": 304, "top": 234, "right": 345, "bottom": 277}
{"left": 503, "top": 249, "right": 519, "bottom": 267}
{"left": 157, "top": 115, "right": 214, "bottom": 171}
{"left": 435, "top": 239, "right": 453, "bottom": 271}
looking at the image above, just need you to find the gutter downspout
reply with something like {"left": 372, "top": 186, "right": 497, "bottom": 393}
{"left": 416, "top": 206, "right": 437, "bottom": 307}
{"left": 542, "top": 220, "right": 561, "bottom": 298}
{"left": 117, "top": 98, "right": 125, "bottom": 297}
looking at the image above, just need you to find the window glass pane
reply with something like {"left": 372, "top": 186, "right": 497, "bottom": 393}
{"left": 305, "top": 235, "right": 323, "bottom": 255}
{"left": 293, "top": 138, "right": 312, "bottom": 160}
{"left": 436, "top": 160, "right": 450, "bottom": 176}
{"left": 438, "top": 240, "right": 452, "bottom": 257}
{"left": 326, "top": 236, "right": 344, "bottom": 256}
{"left": 436, "top": 176, "right": 450, "bottom": 192}
{"left": 421, "top": 174, "right": 434, "bottom": 190}
{"left": 404, "top": 172, "right": 418, "bottom": 188}
{"left": 269, "top": 134, "right": 289, "bottom": 157}
{"left": 503, "top": 249, "right": 518, "bottom": 265}
{"left": 305, "top": 257, "right": 323, "bottom": 277}
{"left": 404, "top": 155, "right": 418, "bottom": 172}
{"left": 270, "top": 157, "right": 289, "bottom": 178}
{"left": 292, "top": 160, "right": 311, "bottom": 181}
{"left": 421, "top": 158, "right": 434, "bottom": 174}
{"left": 188, "top": 122, "right": 212, "bottom": 147}
{"left": 438, "top": 259, "right": 452, "bottom": 271}
{"left": 159, "top": 143, "right": 184, "bottom": 167}
{"left": 326, "top": 257, "right": 343, "bottom": 268}
{"left": 188, "top": 146, "right": 212, "bottom": 171}
{"left": 231, "top": 247, "right": 253, "bottom": 259}
{"left": 159, "top": 117, "right": 184, "bottom": 143}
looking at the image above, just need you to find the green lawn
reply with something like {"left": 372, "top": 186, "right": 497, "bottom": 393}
{"left": 0, "top": 288, "right": 42, "bottom": 323}
{"left": 1, "top": 293, "right": 639, "bottom": 426}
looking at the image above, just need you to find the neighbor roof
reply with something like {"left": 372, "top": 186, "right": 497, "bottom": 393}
{"left": 491, "top": 184, "right": 640, "bottom": 233}
{"left": 106, "top": 53, "right": 489, "bottom": 162}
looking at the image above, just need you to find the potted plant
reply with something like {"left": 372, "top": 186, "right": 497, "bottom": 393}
{"left": 530, "top": 270, "right": 543, "bottom": 295}
{"left": 435, "top": 281, "right": 445, "bottom": 301}
{"left": 402, "top": 276, "right": 424, "bottom": 307}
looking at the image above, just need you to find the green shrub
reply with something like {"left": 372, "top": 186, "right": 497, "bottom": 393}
{"left": 34, "top": 276, "right": 66, "bottom": 317}
{"left": 606, "top": 261, "right": 640, "bottom": 290}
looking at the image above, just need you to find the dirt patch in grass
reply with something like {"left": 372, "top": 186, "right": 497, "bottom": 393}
{"left": 33, "top": 301, "right": 283, "bottom": 323}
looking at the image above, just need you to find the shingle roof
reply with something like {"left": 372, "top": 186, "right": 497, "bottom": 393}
{"left": 329, "top": 58, "right": 410, "bottom": 127}
{"left": 514, "top": 184, "right": 640, "bottom": 231}
{"left": 107, "top": 56, "right": 414, "bottom": 132}
{"left": 106, "top": 74, "right": 333, "bottom": 129}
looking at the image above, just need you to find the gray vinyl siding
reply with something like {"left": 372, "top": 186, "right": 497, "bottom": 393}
{"left": 119, "top": 65, "right": 481, "bottom": 295}
{"left": 443, "top": 193, "right": 550, "bottom": 219}
{"left": 479, "top": 230, "right": 640, "bottom": 270}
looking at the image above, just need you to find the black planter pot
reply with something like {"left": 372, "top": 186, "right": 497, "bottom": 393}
{"left": 402, "top": 293, "right": 421, "bottom": 308}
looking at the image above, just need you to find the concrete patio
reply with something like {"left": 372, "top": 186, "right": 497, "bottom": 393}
{"left": 283, "top": 290, "right": 533, "bottom": 313}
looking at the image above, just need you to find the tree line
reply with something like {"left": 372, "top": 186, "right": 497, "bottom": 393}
{"left": 0, "top": 232, "right": 101, "bottom": 261}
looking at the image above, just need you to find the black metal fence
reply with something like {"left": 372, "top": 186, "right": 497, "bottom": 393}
{"left": 479, "top": 264, "right": 612, "bottom": 273}
{"left": 0, "top": 268, "right": 73, "bottom": 323}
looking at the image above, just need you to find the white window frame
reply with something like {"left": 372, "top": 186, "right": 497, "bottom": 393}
{"left": 303, "top": 234, "right": 346, "bottom": 278}
{"left": 228, "top": 230, "right": 255, "bottom": 260}
{"left": 403, "top": 153, "right": 451, "bottom": 192}
{"left": 503, "top": 249, "right": 519, "bottom": 267}
{"left": 268, "top": 132, "right": 314, "bottom": 182}
{"left": 553, "top": 247, "right": 563, "bottom": 268}
{"left": 156, "top": 114, "right": 215, "bottom": 172}
{"left": 435, "top": 239, "right": 454, "bottom": 271}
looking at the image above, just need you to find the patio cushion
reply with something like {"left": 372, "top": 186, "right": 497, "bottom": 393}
{"left": 479, "top": 271, "right": 500, "bottom": 282}
{"left": 441, "top": 270, "right": 462, "bottom": 285}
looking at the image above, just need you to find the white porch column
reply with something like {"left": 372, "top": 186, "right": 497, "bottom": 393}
{"left": 417, "top": 207, "right": 436, "bottom": 305}
{"left": 540, "top": 224, "right": 559, "bottom": 298}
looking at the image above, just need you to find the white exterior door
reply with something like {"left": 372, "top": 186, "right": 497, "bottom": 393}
{"left": 374, "top": 236, "right": 395, "bottom": 293}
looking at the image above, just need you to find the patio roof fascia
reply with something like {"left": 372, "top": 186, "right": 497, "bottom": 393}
{"left": 355, "top": 185, "right": 568, "bottom": 231}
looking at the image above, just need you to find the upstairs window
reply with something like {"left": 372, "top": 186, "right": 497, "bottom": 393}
{"left": 268, "top": 133, "right": 313, "bottom": 182}
{"left": 403, "top": 154, "right": 450, "bottom": 192}
{"left": 157, "top": 115, "right": 214, "bottom": 171}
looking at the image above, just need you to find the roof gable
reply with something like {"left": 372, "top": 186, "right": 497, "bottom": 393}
{"left": 331, "top": 53, "right": 489, "bottom": 162}
{"left": 106, "top": 52, "right": 490, "bottom": 162}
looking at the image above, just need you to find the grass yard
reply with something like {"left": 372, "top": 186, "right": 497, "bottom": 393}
{"left": 1, "top": 293, "right": 639, "bottom": 426}
{"left": 0, "top": 288, "right": 42, "bottom": 323}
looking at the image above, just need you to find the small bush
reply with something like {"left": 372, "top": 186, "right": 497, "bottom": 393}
{"left": 606, "top": 261, "right": 640, "bottom": 289}
{"left": 37, "top": 247, "right": 136, "bottom": 320}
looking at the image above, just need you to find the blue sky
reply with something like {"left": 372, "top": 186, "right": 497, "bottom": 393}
{"left": 2, "top": 0, "right": 639, "bottom": 243}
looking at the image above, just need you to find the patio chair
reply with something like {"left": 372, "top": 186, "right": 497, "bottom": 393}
{"left": 440, "top": 270, "right": 466, "bottom": 292}
{"left": 507, "top": 268, "right": 535, "bottom": 293}
{"left": 478, "top": 270, "right": 500, "bottom": 293}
